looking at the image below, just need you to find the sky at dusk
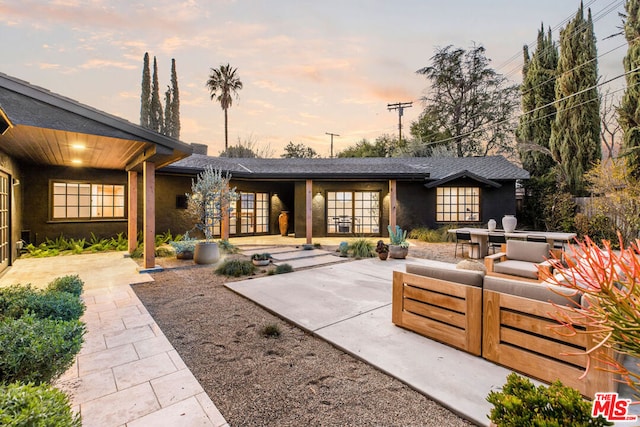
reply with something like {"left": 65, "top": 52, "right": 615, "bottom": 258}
{"left": 0, "top": 0, "right": 628, "bottom": 157}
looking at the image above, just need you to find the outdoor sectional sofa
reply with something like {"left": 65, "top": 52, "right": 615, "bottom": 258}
{"left": 392, "top": 262, "right": 617, "bottom": 398}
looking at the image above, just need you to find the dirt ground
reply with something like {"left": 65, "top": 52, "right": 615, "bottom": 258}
{"left": 132, "top": 241, "right": 474, "bottom": 426}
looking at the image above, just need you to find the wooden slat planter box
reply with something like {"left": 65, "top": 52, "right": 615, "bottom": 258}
{"left": 482, "top": 289, "right": 617, "bottom": 398}
{"left": 392, "top": 269, "right": 483, "bottom": 356}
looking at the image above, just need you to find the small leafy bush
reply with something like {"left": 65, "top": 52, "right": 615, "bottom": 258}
{"left": 274, "top": 264, "right": 293, "bottom": 274}
{"left": 349, "top": 239, "right": 374, "bottom": 258}
{"left": 0, "top": 314, "right": 85, "bottom": 384}
{"left": 487, "top": 373, "right": 612, "bottom": 427}
{"left": 47, "top": 275, "right": 84, "bottom": 297}
{"left": 215, "top": 259, "right": 255, "bottom": 277}
{"left": 0, "top": 285, "right": 85, "bottom": 321}
{"left": 260, "top": 323, "right": 281, "bottom": 338}
{"left": 218, "top": 239, "right": 239, "bottom": 254}
{"left": 0, "top": 382, "right": 81, "bottom": 426}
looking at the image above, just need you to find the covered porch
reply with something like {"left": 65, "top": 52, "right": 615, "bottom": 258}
{"left": 0, "top": 72, "right": 193, "bottom": 271}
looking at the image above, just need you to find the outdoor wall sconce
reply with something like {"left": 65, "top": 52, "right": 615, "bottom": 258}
{"left": 12, "top": 178, "right": 19, "bottom": 186}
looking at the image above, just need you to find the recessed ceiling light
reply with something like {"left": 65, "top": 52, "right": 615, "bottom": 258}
{"left": 71, "top": 143, "right": 86, "bottom": 150}
{"left": 71, "top": 159, "right": 82, "bottom": 165}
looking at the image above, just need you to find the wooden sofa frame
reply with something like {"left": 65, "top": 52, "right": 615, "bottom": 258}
{"left": 482, "top": 288, "right": 616, "bottom": 397}
{"left": 392, "top": 269, "right": 483, "bottom": 356}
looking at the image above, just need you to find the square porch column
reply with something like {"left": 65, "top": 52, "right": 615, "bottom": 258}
{"left": 127, "top": 171, "right": 137, "bottom": 254}
{"left": 143, "top": 161, "right": 155, "bottom": 269}
{"left": 306, "top": 179, "right": 312, "bottom": 244}
{"left": 389, "top": 179, "right": 397, "bottom": 230}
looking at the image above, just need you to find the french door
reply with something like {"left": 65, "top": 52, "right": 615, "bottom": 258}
{"left": 0, "top": 173, "right": 9, "bottom": 272}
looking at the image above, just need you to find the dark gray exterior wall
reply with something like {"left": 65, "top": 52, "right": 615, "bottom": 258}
{"left": 293, "top": 180, "right": 391, "bottom": 238}
{"left": 21, "top": 164, "right": 128, "bottom": 244}
{"left": 396, "top": 178, "right": 518, "bottom": 230}
{"left": 0, "top": 149, "right": 23, "bottom": 266}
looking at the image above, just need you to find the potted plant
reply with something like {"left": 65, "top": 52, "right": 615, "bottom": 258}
{"left": 170, "top": 238, "right": 197, "bottom": 260}
{"left": 187, "top": 165, "right": 238, "bottom": 264}
{"left": 375, "top": 240, "right": 389, "bottom": 260}
{"left": 387, "top": 225, "right": 409, "bottom": 259}
{"left": 251, "top": 253, "right": 271, "bottom": 266}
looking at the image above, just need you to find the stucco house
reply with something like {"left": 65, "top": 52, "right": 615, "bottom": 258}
{"left": 0, "top": 71, "right": 529, "bottom": 272}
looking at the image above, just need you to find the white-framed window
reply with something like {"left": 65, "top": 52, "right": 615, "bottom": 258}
{"left": 52, "top": 181, "right": 125, "bottom": 220}
{"left": 436, "top": 187, "right": 480, "bottom": 222}
{"left": 327, "top": 191, "right": 380, "bottom": 234}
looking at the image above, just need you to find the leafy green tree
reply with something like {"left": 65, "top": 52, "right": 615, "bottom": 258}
{"left": 550, "top": 4, "right": 601, "bottom": 195}
{"left": 281, "top": 142, "right": 319, "bottom": 158}
{"left": 619, "top": 0, "right": 640, "bottom": 179}
{"left": 415, "top": 44, "right": 519, "bottom": 157}
{"left": 517, "top": 25, "right": 558, "bottom": 177}
{"left": 150, "top": 56, "right": 164, "bottom": 133}
{"left": 585, "top": 159, "right": 640, "bottom": 244}
{"left": 336, "top": 136, "right": 395, "bottom": 157}
{"left": 206, "top": 64, "right": 243, "bottom": 150}
{"left": 220, "top": 145, "right": 257, "bottom": 158}
{"left": 408, "top": 109, "right": 452, "bottom": 156}
{"left": 140, "top": 52, "right": 151, "bottom": 129}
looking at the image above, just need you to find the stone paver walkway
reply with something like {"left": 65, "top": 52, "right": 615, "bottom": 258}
{"left": 0, "top": 252, "right": 228, "bottom": 427}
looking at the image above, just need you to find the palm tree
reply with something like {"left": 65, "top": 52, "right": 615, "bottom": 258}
{"left": 206, "top": 64, "right": 243, "bottom": 150}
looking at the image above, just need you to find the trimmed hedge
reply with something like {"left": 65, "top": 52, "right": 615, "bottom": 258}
{"left": 0, "top": 382, "right": 81, "bottom": 426}
{"left": 0, "top": 315, "right": 85, "bottom": 384}
{"left": 0, "top": 285, "right": 85, "bottom": 322}
{"left": 46, "top": 275, "right": 84, "bottom": 297}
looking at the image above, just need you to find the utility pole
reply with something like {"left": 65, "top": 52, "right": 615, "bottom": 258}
{"left": 326, "top": 132, "right": 340, "bottom": 158}
{"left": 387, "top": 101, "right": 412, "bottom": 145}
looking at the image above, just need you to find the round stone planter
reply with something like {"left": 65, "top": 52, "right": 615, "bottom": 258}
{"left": 194, "top": 242, "right": 220, "bottom": 265}
{"left": 377, "top": 252, "right": 389, "bottom": 260}
{"left": 252, "top": 259, "right": 270, "bottom": 266}
{"left": 388, "top": 245, "right": 408, "bottom": 259}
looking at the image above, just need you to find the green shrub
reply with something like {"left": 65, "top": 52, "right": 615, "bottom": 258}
{"left": 47, "top": 275, "right": 84, "bottom": 297}
{"left": 260, "top": 323, "right": 281, "bottom": 338}
{"left": 487, "top": 373, "right": 612, "bottom": 427}
{"left": 215, "top": 259, "right": 255, "bottom": 277}
{"left": 349, "top": 239, "right": 374, "bottom": 258}
{"left": 0, "top": 285, "right": 85, "bottom": 322}
{"left": 0, "top": 382, "right": 81, "bottom": 426}
{"left": 408, "top": 226, "right": 451, "bottom": 242}
{"left": 218, "top": 239, "right": 239, "bottom": 254}
{"left": 155, "top": 246, "right": 174, "bottom": 258}
{"left": 0, "top": 315, "right": 85, "bottom": 384}
{"left": 274, "top": 264, "right": 293, "bottom": 274}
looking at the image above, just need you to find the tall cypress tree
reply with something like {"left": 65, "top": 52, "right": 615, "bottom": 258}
{"left": 170, "top": 58, "right": 180, "bottom": 139}
{"left": 163, "top": 86, "right": 172, "bottom": 136}
{"left": 140, "top": 53, "right": 151, "bottom": 129}
{"left": 550, "top": 3, "right": 601, "bottom": 195}
{"left": 517, "top": 25, "right": 558, "bottom": 177}
{"left": 619, "top": 0, "right": 640, "bottom": 179}
{"left": 150, "top": 56, "right": 164, "bottom": 133}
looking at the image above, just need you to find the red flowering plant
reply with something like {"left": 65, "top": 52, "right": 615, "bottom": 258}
{"left": 542, "top": 233, "right": 640, "bottom": 396}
